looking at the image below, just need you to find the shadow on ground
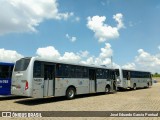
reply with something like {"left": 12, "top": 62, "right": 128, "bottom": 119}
{"left": 15, "top": 92, "right": 116, "bottom": 106}
{"left": 117, "top": 87, "right": 151, "bottom": 92}
{"left": 0, "top": 95, "right": 27, "bottom": 101}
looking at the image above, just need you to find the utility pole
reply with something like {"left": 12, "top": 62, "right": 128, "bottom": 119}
{"left": 111, "top": 56, "right": 113, "bottom": 68}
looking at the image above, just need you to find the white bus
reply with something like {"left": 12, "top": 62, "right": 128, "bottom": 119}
{"left": 11, "top": 57, "right": 117, "bottom": 99}
{"left": 115, "top": 68, "right": 152, "bottom": 90}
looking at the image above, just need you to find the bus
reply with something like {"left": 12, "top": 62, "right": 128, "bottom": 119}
{"left": 11, "top": 57, "right": 117, "bottom": 99}
{"left": 115, "top": 68, "right": 152, "bottom": 90}
{"left": 0, "top": 62, "right": 14, "bottom": 95}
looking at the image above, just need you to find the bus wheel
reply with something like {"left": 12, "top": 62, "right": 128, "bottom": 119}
{"left": 133, "top": 83, "right": 136, "bottom": 90}
{"left": 105, "top": 86, "right": 110, "bottom": 94}
{"left": 66, "top": 87, "right": 76, "bottom": 100}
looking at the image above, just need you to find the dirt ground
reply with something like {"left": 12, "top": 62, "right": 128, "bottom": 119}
{"left": 0, "top": 82, "right": 160, "bottom": 120}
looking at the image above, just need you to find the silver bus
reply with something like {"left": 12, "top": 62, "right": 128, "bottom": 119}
{"left": 11, "top": 57, "right": 117, "bottom": 99}
{"left": 115, "top": 68, "right": 152, "bottom": 90}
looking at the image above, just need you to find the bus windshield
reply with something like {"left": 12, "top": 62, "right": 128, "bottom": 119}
{"left": 14, "top": 58, "right": 31, "bottom": 71}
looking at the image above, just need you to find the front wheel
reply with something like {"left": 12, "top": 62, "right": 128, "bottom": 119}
{"left": 66, "top": 87, "right": 76, "bottom": 100}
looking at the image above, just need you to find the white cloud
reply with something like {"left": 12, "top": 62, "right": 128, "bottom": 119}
{"left": 36, "top": 46, "right": 61, "bottom": 60}
{"left": 36, "top": 46, "right": 81, "bottom": 63}
{"left": 36, "top": 43, "right": 114, "bottom": 67}
{"left": 113, "top": 13, "right": 124, "bottom": 29}
{"left": 100, "top": 0, "right": 110, "bottom": 6}
{"left": 122, "top": 63, "right": 136, "bottom": 70}
{"left": 0, "top": 0, "right": 73, "bottom": 35}
{"left": 75, "top": 17, "right": 80, "bottom": 22}
{"left": 80, "top": 43, "right": 114, "bottom": 67}
{"left": 59, "top": 52, "right": 81, "bottom": 63}
{"left": 78, "top": 50, "right": 89, "bottom": 58}
{"left": 134, "top": 49, "right": 160, "bottom": 73}
{"left": 99, "top": 43, "right": 113, "bottom": 58}
{"left": 65, "top": 34, "right": 77, "bottom": 42}
{"left": 135, "top": 49, "right": 160, "bottom": 66}
{"left": 87, "top": 13, "right": 124, "bottom": 42}
{"left": 0, "top": 48, "right": 23, "bottom": 63}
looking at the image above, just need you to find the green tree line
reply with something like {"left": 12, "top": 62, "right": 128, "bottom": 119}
{"left": 152, "top": 73, "right": 160, "bottom": 77}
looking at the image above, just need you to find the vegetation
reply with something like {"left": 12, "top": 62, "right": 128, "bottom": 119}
{"left": 152, "top": 73, "right": 160, "bottom": 77}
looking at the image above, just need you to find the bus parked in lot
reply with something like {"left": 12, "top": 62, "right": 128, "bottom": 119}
{"left": 115, "top": 68, "right": 152, "bottom": 90}
{"left": 11, "top": 57, "right": 117, "bottom": 99}
{"left": 0, "top": 62, "right": 14, "bottom": 95}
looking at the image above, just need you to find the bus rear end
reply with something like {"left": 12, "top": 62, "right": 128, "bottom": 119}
{"left": 0, "top": 63, "right": 14, "bottom": 95}
{"left": 11, "top": 58, "right": 32, "bottom": 97}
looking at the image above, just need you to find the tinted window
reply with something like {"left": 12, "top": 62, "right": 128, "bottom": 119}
{"left": 56, "top": 64, "right": 70, "bottom": 77}
{"left": 0, "top": 65, "right": 10, "bottom": 79}
{"left": 82, "top": 67, "right": 88, "bottom": 78}
{"left": 33, "top": 61, "right": 42, "bottom": 78}
{"left": 97, "top": 69, "right": 108, "bottom": 79}
{"left": 14, "top": 58, "right": 31, "bottom": 71}
{"left": 56, "top": 64, "right": 88, "bottom": 78}
{"left": 122, "top": 70, "right": 128, "bottom": 78}
{"left": 115, "top": 69, "right": 119, "bottom": 76}
{"left": 108, "top": 70, "right": 116, "bottom": 80}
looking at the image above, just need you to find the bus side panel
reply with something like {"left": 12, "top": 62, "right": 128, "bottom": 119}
{"left": 32, "top": 78, "right": 44, "bottom": 98}
{"left": 122, "top": 79, "right": 128, "bottom": 89}
{"left": 96, "top": 79, "right": 106, "bottom": 92}
{"left": 0, "top": 79, "right": 11, "bottom": 95}
{"left": 76, "top": 78, "right": 89, "bottom": 95}
{"left": 54, "top": 78, "right": 90, "bottom": 97}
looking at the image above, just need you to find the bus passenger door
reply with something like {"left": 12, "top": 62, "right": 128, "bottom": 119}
{"left": 44, "top": 65, "right": 55, "bottom": 97}
{"left": 110, "top": 70, "right": 117, "bottom": 92}
{"left": 127, "top": 72, "right": 131, "bottom": 87}
{"left": 89, "top": 69, "right": 96, "bottom": 93}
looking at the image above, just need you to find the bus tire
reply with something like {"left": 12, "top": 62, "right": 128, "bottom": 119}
{"left": 147, "top": 82, "right": 149, "bottom": 88}
{"left": 113, "top": 81, "right": 117, "bottom": 91}
{"left": 133, "top": 83, "right": 136, "bottom": 90}
{"left": 105, "top": 85, "right": 110, "bottom": 94}
{"left": 66, "top": 87, "right": 76, "bottom": 100}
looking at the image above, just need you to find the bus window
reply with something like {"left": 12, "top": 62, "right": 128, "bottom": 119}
{"left": 33, "top": 61, "right": 42, "bottom": 78}
{"left": 0, "top": 65, "right": 10, "bottom": 79}
{"left": 56, "top": 64, "right": 70, "bottom": 78}
{"left": 15, "top": 58, "right": 31, "bottom": 71}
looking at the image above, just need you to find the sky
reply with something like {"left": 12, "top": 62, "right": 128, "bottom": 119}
{"left": 0, "top": 0, "right": 160, "bottom": 73}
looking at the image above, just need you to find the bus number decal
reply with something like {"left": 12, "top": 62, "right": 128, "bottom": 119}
{"left": 0, "top": 80, "right": 9, "bottom": 84}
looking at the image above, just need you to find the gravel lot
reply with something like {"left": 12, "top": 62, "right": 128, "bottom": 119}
{"left": 0, "top": 82, "right": 160, "bottom": 120}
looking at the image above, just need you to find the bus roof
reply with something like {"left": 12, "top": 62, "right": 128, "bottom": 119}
{"left": 115, "top": 67, "right": 151, "bottom": 73}
{"left": 0, "top": 62, "right": 14, "bottom": 66}
{"left": 21, "top": 57, "right": 114, "bottom": 70}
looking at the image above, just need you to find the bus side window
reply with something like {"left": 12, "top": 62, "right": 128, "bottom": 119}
{"left": 127, "top": 72, "right": 130, "bottom": 80}
{"left": 33, "top": 61, "right": 42, "bottom": 78}
{"left": 0, "top": 65, "right": 10, "bottom": 79}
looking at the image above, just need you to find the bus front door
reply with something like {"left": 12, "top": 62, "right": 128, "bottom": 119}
{"left": 44, "top": 65, "right": 55, "bottom": 97}
{"left": 110, "top": 71, "right": 117, "bottom": 92}
{"left": 89, "top": 69, "right": 96, "bottom": 93}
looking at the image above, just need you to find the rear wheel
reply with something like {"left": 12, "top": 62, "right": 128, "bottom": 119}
{"left": 105, "top": 86, "right": 110, "bottom": 94}
{"left": 66, "top": 87, "right": 76, "bottom": 100}
{"left": 147, "top": 83, "right": 149, "bottom": 88}
{"left": 133, "top": 83, "right": 136, "bottom": 90}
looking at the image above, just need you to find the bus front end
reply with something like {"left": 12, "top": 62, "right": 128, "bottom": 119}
{"left": 11, "top": 57, "right": 32, "bottom": 97}
{"left": 115, "top": 68, "right": 123, "bottom": 89}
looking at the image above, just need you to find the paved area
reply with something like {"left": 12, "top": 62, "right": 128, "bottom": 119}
{"left": 0, "top": 82, "right": 160, "bottom": 120}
